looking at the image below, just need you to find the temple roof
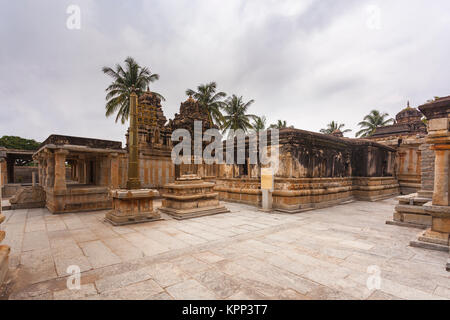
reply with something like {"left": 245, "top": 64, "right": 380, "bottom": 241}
{"left": 395, "top": 102, "right": 423, "bottom": 124}
{"left": 370, "top": 102, "right": 427, "bottom": 139}
{"left": 418, "top": 95, "right": 450, "bottom": 120}
{"left": 39, "top": 135, "right": 123, "bottom": 150}
{"left": 137, "top": 88, "right": 167, "bottom": 128}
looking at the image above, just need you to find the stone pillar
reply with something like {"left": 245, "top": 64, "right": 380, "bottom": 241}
{"left": 410, "top": 97, "right": 450, "bottom": 257}
{"left": 432, "top": 149, "right": 449, "bottom": 206}
{"left": 109, "top": 153, "right": 120, "bottom": 189}
{"left": 0, "top": 157, "right": 6, "bottom": 187}
{"left": 54, "top": 149, "right": 69, "bottom": 192}
{"left": 0, "top": 188, "right": 10, "bottom": 285}
{"left": 45, "top": 152, "right": 55, "bottom": 188}
{"left": 126, "top": 91, "right": 141, "bottom": 190}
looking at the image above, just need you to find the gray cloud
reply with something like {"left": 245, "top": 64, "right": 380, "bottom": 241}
{"left": 1, "top": 0, "right": 449, "bottom": 144}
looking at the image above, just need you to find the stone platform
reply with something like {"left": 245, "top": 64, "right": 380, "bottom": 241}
{"left": 386, "top": 193, "right": 432, "bottom": 229}
{"left": 2, "top": 198, "right": 450, "bottom": 300}
{"left": 105, "top": 189, "right": 161, "bottom": 226}
{"left": 159, "top": 175, "right": 229, "bottom": 220}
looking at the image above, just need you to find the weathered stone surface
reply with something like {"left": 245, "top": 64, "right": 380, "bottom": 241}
{"left": 160, "top": 175, "right": 229, "bottom": 219}
{"left": 4, "top": 199, "right": 450, "bottom": 300}
{"left": 105, "top": 189, "right": 161, "bottom": 226}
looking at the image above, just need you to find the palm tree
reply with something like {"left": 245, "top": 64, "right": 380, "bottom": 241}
{"left": 221, "top": 95, "right": 256, "bottom": 135}
{"left": 269, "top": 120, "right": 293, "bottom": 129}
{"left": 102, "top": 56, "right": 164, "bottom": 124}
{"left": 252, "top": 116, "right": 267, "bottom": 133}
{"left": 356, "top": 110, "right": 394, "bottom": 138}
{"left": 185, "top": 82, "right": 227, "bottom": 126}
{"left": 320, "top": 121, "right": 352, "bottom": 135}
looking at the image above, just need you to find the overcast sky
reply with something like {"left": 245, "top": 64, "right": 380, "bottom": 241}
{"left": 1, "top": 0, "right": 449, "bottom": 145}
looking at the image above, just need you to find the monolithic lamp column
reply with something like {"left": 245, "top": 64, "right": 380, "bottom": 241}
{"left": 126, "top": 91, "right": 141, "bottom": 190}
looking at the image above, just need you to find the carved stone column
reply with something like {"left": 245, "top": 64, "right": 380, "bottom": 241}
{"left": 0, "top": 177, "right": 10, "bottom": 284}
{"left": 54, "top": 149, "right": 69, "bottom": 192}
{"left": 410, "top": 97, "right": 450, "bottom": 257}
{"left": 45, "top": 151, "right": 55, "bottom": 188}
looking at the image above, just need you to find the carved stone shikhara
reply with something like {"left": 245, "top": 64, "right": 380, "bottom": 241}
{"left": 159, "top": 174, "right": 229, "bottom": 220}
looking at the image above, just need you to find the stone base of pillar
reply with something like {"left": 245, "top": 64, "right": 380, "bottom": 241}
{"left": 0, "top": 245, "right": 9, "bottom": 286}
{"left": 386, "top": 193, "right": 432, "bottom": 229}
{"left": 159, "top": 175, "right": 229, "bottom": 220}
{"left": 105, "top": 189, "right": 161, "bottom": 226}
{"left": 409, "top": 204, "right": 450, "bottom": 252}
{"left": 0, "top": 213, "right": 9, "bottom": 287}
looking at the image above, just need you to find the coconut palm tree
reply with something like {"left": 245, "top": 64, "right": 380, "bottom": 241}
{"left": 269, "top": 120, "right": 293, "bottom": 129}
{"left": 252, "top": 116, "right": 267, "bottom": 133}
{"left": 102, "top": 56, "right": 164, "bottom": 124}
{"left": 185, "top": 82, "right": 227, "bottom": 126}
{"left": 221, "top": 95, "right": 256, "bottom": 135}
{"left": 356, "top": 110, "right": 394, "bottom": 138}
{"left": 320, "top": 121, "right": 352, "bottom": 135}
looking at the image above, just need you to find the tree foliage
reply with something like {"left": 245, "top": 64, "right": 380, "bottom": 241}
{"left": 0, "top": 136, "right": 40, "bottom": 150}
{"left": 102, "top": 56, "right": 164, "bottom": 124}
{"left": 320, "top": 121, "right": 352, "bottom": 135}
{"left": 356, "top": 110, "right": 394, "bottom": 138}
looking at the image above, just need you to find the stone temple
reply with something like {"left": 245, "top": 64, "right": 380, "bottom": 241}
{"left": 0, "top": 93, "right": 449, "bottom": 300}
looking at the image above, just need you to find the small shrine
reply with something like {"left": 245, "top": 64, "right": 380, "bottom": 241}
{"left": 159, "top": 174, "right": 229, "bottom": 220}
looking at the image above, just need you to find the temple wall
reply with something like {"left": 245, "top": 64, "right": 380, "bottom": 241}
{"left": 215, "top": 129, "right": 399, "bottom": 212}
{"left": 370, "top": 136, "right": 425, "bottom": 194}
{"left": 118, "top": 154, "right": 175, "bottom": 190}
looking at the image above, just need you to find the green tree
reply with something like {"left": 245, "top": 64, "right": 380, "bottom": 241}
{"left": 356, "top": 110, "right": 394, "bottom": 138}
{"left": 221, "top": 95, "right": 256, "bottom": 135}
{"left": 269, "top": 120, "right": 293, "bottom": 129}
{"left": 102, "top": 56, "right": 164, "bottom": 124}
{"left": 252, "top": 116, "right": 267, "bottom": 133}
{"left": 0, "top": 136, "right": 40, "bottom": 150}
{"left": 320, "top": 121, "right": 352, "bottom": 135}
{"left": 186, "top": 82, "right": 227, "bottom": 126}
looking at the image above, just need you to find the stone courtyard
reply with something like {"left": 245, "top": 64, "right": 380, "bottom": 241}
{"left": 1, "top": 198, "right": 449, "bottom": 300}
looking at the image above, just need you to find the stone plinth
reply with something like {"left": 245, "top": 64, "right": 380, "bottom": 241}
{"left": 410, "top": 203, "right": 450, "bottom": 251}
{"left": 387, "top": 193, "right": 432, "bottom": 229}
{"left": 0, "top": 213, "right": 10, "bottom": 286}
{"left": 159, "top": 175, "right": 229, "bottom": 220}
{"left": 105, "top": 189, "right": 161, "bottom": 226}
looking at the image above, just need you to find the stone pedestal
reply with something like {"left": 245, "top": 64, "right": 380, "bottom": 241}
{"left": 409, "top": 97, "right": 450, "bottom": 260}
{"left": 387, "top": 193, "right": 432, "bottom": 229}
{"left": 159, "top": 174, "right": 229, "bottom": 220}
{"left": 0, "top": 213, "right": 10, "bottom": 286}
{"left": 105, "top": 189, "right": 161, "bottom": 226}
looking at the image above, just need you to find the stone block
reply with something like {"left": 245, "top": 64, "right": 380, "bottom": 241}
{"left": 105, "top": 189, "right": 161, "bottom": 226}
{"left": 160, "top": 175, "right": 229, "bottom": 220}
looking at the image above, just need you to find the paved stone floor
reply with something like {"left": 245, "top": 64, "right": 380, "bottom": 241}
{"left": 0, "top": 198, "right": 449, "bottom": 300}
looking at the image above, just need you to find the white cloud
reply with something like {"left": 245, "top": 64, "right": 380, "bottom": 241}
{"left": 0, "top": 0, "right": 449, "bottom": 143}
